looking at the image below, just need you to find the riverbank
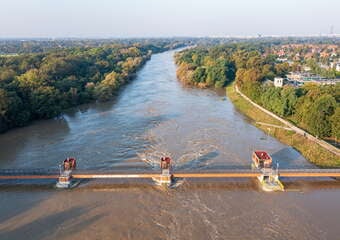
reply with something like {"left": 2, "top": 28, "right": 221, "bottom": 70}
{"left": 0, "top": 43, "right": 189, "bottom": 134}
{"left": 226, "top": 83, "right": 340, "bottom": 168}
{"left": 0, "top": 57, "right": 149, "bottom": 134}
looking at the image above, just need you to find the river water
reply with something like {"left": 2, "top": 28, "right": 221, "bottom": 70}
{"left": 0, "top": 50, "right": 339, "bottom": 240}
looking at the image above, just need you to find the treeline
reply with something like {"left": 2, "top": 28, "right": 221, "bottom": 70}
{"left": 306, "top": 58, "right": 340, "bottom": 79}
{"left": 0, "top": 42, "right": 181, "bottom": 132}
{"left": 0, "top": 38, "right": 190, "bottom": 54}
{"left": 235, "top": 48, "right": 339, "bottom": 140}
{"left": 175, "top": 44, "right": 289, "bottom": 88}
{"left": 176, "top": 43, "right": 339, "bottom": 140}
{"left": 175, "top": 46, "right": 236, "bottom": 88}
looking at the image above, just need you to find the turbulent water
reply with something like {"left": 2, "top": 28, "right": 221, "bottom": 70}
{"left": 0, "top": 50, "right": 339, "bottom": 240}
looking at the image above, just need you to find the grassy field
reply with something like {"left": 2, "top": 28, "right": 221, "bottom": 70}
{"left": 226, "top": 83, "right": 340, "bottom": 168}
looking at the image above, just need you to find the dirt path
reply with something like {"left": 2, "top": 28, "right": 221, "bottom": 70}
{"left": 235, "top": 86, "right": 340, "bottom": 157}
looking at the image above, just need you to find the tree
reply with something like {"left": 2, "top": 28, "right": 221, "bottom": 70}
{"left": 0, "top": 89, "right": 8, "bottom": 117}
{"left": 102, "top": 71, "right": 120, "bottom": 89}
{"left": 0, "top": 69, "right": 16, "bottom": 83}
{"left": 330, "top": 107, "right": 340, "bottom": 139}
{"left": 275, "top": 62, "right": 290, "bottom": 77}
{"left": 260, "top": 86, "right": 284, "bottom": 115}
{"left": 235, "top": 68, "right": 246, "bottom": 86}
{"left": 262, "top": 64, "right": 275, "bottom": 80}
{"left": 206, "top": 63, "right": 226, "bottom": 87}
{"left": 16, "top": 69, "right": 43, "bottom": 89}
{"left": 0, "top": 89, "right": 9, "bottom": 132}
{"left": 94, "top": 84, "right": 114, "bottom": 102}
{"left": 30, "top": 86, "right": 62, "bottom": 119}
{"left": 243, "top": 68, "right": 262, "bottom": 82}
{"left": 281, "top": 87, "right": 298, "bottom": 116}
{"left": 304, "top": 95, "right": 336, "bottom": 137}
{"left": 192, "top": 67, "right": 206, "bottom": 83}
{"left": 246, "top": 55, "right": 263, "bottom": 69}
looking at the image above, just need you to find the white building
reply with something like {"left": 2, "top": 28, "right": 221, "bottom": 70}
{"left": 274, "top": 77, "right": 284, "bottom": 87}
{"left": 329, "top": 61, "right": 340, "bottom": 71}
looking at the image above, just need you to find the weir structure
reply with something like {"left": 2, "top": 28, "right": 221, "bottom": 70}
{"left": 1, "top": 165, "right": 340, "bottom": 190}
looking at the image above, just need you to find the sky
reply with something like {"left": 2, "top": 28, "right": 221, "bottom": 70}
{"left": 0, "top": 0, "right": 339, "bottom": 38}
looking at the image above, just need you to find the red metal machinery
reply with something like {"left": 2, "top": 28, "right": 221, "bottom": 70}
{"left": 57, "top": 157, "right": 76, "bottom": 188}
{"left": 63, "top": 158, "right": 77, "bottom": 171}
{"left": 158, "top": 157, "right": 173, "bottom": 185}
{"left": 252, "top": 151, "right": 272, "bottom": 169}
{"left": 160, "top": 157, "right": 171, "bottom": 171}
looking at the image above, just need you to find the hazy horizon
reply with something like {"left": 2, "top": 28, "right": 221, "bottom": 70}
{"left": 0, "top": 0, "right": 339, "bottom": 38}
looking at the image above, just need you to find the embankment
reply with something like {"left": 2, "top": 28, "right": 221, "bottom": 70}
{"left": 226, "top": 83, "right": 340, "bottom": 168}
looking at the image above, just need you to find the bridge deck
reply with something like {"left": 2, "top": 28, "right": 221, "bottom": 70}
{"left": 0, "top": 169, "right": 340, "bottom": 180}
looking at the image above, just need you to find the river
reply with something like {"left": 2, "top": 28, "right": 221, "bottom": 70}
{"left": 0, "top": 49, "right": 339, "bottom": 240}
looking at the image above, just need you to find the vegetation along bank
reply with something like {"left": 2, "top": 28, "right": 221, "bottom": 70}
{"left": 175, "top": 41, "right": 339, "bottom": 167}
{"left": 0, "top": 40, "right": 187, "bottom": 133}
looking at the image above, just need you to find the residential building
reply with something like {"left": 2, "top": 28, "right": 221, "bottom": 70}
{"left": 274, "top": 77, "right": 284, "bottom": 87}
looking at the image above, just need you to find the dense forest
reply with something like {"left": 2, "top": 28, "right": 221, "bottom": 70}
{"left": 175, "top": 43, "right": 339, "bottom": 141}
{"left": 0, "top": 40, "right": 186, "bottom": 133}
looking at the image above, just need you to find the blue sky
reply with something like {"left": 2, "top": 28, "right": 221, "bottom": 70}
{"left": 0, "top": 0, "right": 339, "bottom": 38}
